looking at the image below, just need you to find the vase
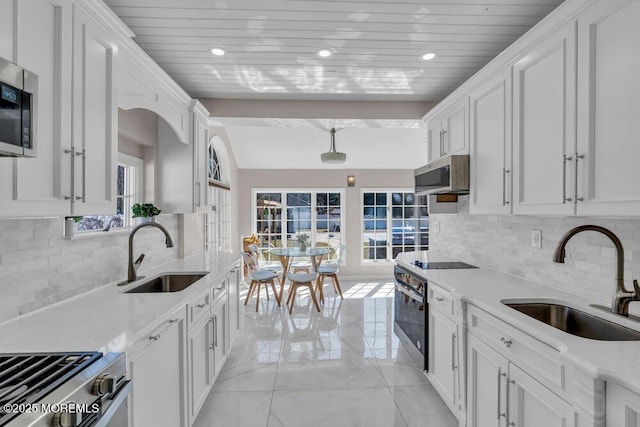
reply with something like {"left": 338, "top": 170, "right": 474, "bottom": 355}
{"left": 299, "top": 243, "right": 307, "bottom": 252}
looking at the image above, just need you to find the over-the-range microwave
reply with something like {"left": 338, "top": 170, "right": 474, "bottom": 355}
{"left": 414, "top": 154, "right": 470, "bottom": 196}
{"left": 0, "top": 56, "right": 37, "bottom": 157}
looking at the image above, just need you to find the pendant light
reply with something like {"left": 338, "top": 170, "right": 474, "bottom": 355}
{"left": 321, "top": 128, "right": 346, "bottom": 164}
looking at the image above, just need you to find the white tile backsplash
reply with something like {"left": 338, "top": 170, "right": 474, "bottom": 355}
{"left": 0, "top": 216, "right": 179, "bottom": 323}
{"left": 430, "top": 196, "right": 640, "bottom": 306}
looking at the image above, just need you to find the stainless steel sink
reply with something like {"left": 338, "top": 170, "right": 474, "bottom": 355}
{"left": 504, "top": 301, "right": 640, "bottom": 341}
{"left": 125, "top": 273, "right": 208, "bottom": 293}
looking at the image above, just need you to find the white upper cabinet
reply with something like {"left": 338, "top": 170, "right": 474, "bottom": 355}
{"left": 469, "top": 69, "right": 512, "bottom": 214}
{"left": 512, "top": 22, "right": 577, "bottom": 216}
{"left": 0, "top": 0, "right": 73, "bottom": 217}
{"left": 156, "top": 100, "right": 210, "bottom": 214}
{"left": 426, "top": 98, "right": 469, "bottom": 163}
{"left": 575, "top": 0, "right": 640, "bottom": 216}
{"left": 71, "top": 5, "right": 117, "bottom": 215}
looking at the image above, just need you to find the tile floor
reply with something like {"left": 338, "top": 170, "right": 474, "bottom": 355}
{"left": 193, "top": 279, "right": 458, "bottom": 427}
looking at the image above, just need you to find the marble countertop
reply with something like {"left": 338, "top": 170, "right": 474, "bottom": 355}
{"left": 0, "top": 251, "right": 240, "bottom": 356}
{"left": 396, "top": 251, "right": 640, "bottom": 395}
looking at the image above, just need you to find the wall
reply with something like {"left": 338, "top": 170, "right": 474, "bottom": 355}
{"left": 238, "top": 168, "right": 414, "bottom": 277}
{"left": 0, "top": 215, "right": 179, "bottom": 324}
{"left": 430, "top": 196, "right": 640, "bottom": 306}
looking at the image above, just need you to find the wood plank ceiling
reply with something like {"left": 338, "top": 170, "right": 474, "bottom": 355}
{"left": 105, "top": 0, "right": 565, "bottom": 102}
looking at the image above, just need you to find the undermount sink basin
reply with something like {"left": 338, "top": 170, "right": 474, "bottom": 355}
{"left": 503, "top": 301, "right": 640, "bottom": 341}
{"left": 125, "top": 273, "right": 208, "bottom": 293}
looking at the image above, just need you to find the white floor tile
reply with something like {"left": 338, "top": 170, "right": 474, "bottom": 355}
{"left": 192, "top": 391, "right": 272, "bottom": 427}
{"left": 197, "top": 278, "right": 458, "bottom": 426}
{"left": 268, "top": 387, "right": 407, "bottom": 427}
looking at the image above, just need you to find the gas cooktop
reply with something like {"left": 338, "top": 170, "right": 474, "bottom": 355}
{"left": 412, "top": 261, "right": 477, "bottom": 269}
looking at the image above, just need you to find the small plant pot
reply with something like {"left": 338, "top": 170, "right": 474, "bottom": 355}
{"left": 299, "top": 244, "right": 307, "bottom": 252}
{"left": 136, "top": 217, "right": 154, "bottom": 225}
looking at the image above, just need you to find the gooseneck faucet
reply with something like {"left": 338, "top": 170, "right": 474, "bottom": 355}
{"left": 553, "top": 224, "right": 639, "bottom": 316}
{"left": 127, "top": 222, "right": 174, "bottom": 283}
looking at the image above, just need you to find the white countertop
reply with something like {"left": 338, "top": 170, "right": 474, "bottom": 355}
{"left": 0, "top": 251, "right": 239, "bottom": 355}
{"left": 396, "top": 251, "right": 640, "bottom": 395}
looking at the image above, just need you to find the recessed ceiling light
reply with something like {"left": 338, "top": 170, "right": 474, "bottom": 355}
{"left": 421, "top": 52, "right": 437, "bottom": 61}
{"left": 210, "top": 48, "right": 225, "bottom": 56}
{"left": 316, "top": 48, "right": 333, "bottom": 58}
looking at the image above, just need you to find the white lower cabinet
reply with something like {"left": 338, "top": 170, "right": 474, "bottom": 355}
{"left": 212, "top": 298, "right": 227, "bottom": 376}
{"left": 226, "top": 265, "right": 241, "bottom": 351}
{"left": 427, "top": 283, "right": 462, "bottom": 420}
{"left": 606, "top": 382, "right": 640, "bottom": 427}
{"left": 130, "top": 309, "right": 187, "bottom": 427}
{"left": 467, "top": 333, "right": 572, "bottom": 427}
{"left": 187, "top": 303, "right": 214, "bottom": 423}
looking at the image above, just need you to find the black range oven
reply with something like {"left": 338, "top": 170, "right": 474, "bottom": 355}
{"left": 393, "top": 265, "right": 428, "bottom": 371}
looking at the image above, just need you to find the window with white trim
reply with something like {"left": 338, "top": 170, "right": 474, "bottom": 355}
{"left": 252, "top": 189, "right": 344, "bottom": 262}
{"left": 75, "top": 153, "right": 142, "bottom": 232}
{"left": 361, "top": 190, "right": 428, "bottom": 262}
{"left": 205, "top": 137, "right": 231, "bottom": 253}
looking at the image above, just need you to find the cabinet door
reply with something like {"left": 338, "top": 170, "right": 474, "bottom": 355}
{"left": 467, "top": 333, "right": 508, "bottom": 427}
{"left": 445, "top": 99, "right": 468, "bottom": 156}
{"left": 0, "top": 0, "right": 72, "bottom": 217}
{"left": 188, "top": 315, "right": 214, "bottom": 423}
{"left": 72, "top": 5, "right": 117, "bottom": 215}
{"left": 576, "top": 0, "right": 640, "bottom": 216}
{"left": 429, "top": 308, "right": 457, "bottom": 410}
{"left": 512, "top": 22, "right": 577, "bottom": 216}
{"left": 130, "top": 316, "right": 187, "bottom": 427}
{"left": 607, "top": 382, "right": 640, "bottom": 427}
{"left": 226, "top": 265, "right": 241, "bottom": 349}
{"left": 212, "top": 301, "right": 227, "bottom": 376}
{"left": 427, "top": 119, "right": 445, "bottom": 162}
{"left": 193, "top": 113, "right": 208, "bottom": 211}
{"left": 469, "top": 70, "right": 512, "bottom": 214}
{"left": 507, "top": 363, "right": 573, "bottom": 427}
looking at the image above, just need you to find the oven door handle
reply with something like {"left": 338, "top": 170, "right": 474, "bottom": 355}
{"left": 94, "top": 380, "right": 132, "bottom": 427}
{"left": 395, "top": 282, "right": 423, "bottom": 302}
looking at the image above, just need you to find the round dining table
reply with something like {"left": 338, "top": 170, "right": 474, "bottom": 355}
{"left": 268, "top": 246, "right": 331, "bottom": 303}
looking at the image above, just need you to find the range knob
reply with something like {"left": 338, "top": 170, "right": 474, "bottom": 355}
{"left": 92, "top": 373, "right": 116, "bottom": 396}
{"left": 52, "top": 403, "right": 82, "bottom": 427}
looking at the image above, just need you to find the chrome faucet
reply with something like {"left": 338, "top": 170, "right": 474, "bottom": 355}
{"left": 553, "top": 224, "right": 639, "bottom": 316}
{"left": 126, "top": 222, "right": 174, "bottom": 283}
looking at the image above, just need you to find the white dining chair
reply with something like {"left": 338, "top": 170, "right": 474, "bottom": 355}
{"left": 242, "top": 252, "right": 281, "bottom": 311}
{"left": 315, "top": 244, "right": 345, "bottom": 303}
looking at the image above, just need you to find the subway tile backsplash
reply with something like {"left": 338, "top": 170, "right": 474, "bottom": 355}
{"left": 430, "top": 196, "right": 640, "bottom": 306}
{"left": 0, "top": 216, "right": 179, "bottom": 323}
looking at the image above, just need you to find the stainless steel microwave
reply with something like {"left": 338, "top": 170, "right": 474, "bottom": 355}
{"left": 0, "top": 57, "right": 37, "bottom": 157}
{"left": 415, "top": 154, "right": 470, "bottom": 195}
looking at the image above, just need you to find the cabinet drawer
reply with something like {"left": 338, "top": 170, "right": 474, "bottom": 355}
{"left": 188, "top": 289, "right": 211, "bottom": 329}
{"left": 212, "top": 279, "right": 227, "bottom": 304}
{"left": 467, "top": 304, "right": 566, "bottom": 396}
{"left": 428, "top": 283, "right": 454, "bottom": 317}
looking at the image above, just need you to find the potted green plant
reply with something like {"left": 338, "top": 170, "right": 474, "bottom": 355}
{"left": 132, "top": 203, "right": 161, "bottom": 224}
{"left": 296, "top": 233, "right": 310, "bottom": 251}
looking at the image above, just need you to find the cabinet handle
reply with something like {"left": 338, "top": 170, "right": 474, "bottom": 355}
{"left": 507, "top": 378, "right": 515, "bottom": 426}
{"left": 439, "top": 130, "right": 443, "bottom": 157}
{"left": 209, "top": 317, "right": 215, "bottom": 349}
{"left": 213, "top": 315, "right": 218, "bottom": 347}
{"left": 502, "top": 169, "right": 510, "bottom": 206}
{"left": 574, "top": 153, "right": 585, "bottom": 204}
{"left": 76, "top": 149, "right": 86, "bottom": 203}
{"left": 451, "top": 333, "right": 457, "bottom": 371}
{"left": 442, "top": 130, "right": 448, "bottom": 155}
{"left": 195, "top": 182, "right": 201, "bottom": 207}
{"left": 63, "top": 147, "right": 76, "bottom": 209}
{"left": 149, "top": 318, "right": 178, "bottom": 341}
{"left": 500, "top": 337, "right": 513, "bottom": 348}
{"left": 197, "top": 303, "right": 207, "bottom": 309}
{"left": 562, "top": 155, "right": 573, "bottom": 203}
{"left": 435, "top": 296, "right": 444, "bottom": 302}
{"left": 497, "top": 369, "right": 507, "bottom": 420}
